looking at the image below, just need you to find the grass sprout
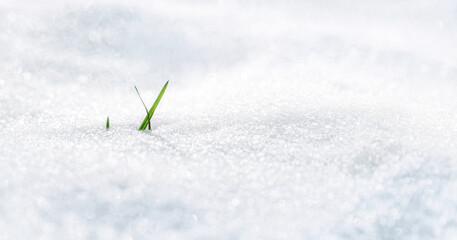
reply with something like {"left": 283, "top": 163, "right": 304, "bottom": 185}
{"left": 135, "top": 86, "right": 152, "bottom": 130}
{"left": 138, "top": 81, "right": 169, "bottom": 130}
{"left": 106, "top": 117, "right": 109, "bottom": 129}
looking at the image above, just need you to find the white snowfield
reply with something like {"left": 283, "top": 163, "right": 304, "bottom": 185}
{"left": 1, "top": 0, "right": 457, "bottom": 239}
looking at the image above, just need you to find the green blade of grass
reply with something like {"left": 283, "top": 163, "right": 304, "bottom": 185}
{"left": 138, "top": 81, "right": 169, "bottom": 130}
{"left": 135, "top": 86, "right": 151, "bottom": 130}
{"left": 106, "top": 117, "right": 109, "bottom": 129}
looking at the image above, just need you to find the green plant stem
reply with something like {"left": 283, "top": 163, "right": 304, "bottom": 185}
{"left": 138, "top": 81, "right": 169, "bottom": 130}
{"left": 135, "top": 86, "right": 152, "bottom": 130}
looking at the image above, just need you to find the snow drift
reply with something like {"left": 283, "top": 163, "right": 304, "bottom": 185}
{"left": 1, "top": 0, "right": 457, "bottom": 239}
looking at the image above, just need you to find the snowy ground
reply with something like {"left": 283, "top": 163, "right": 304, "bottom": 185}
{"left": 1, "top": 0, "right": 457, "bottom": 239}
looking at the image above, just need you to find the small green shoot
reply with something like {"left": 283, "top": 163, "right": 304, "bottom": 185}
{"left": 138, "top": 81, "right": 169, "bottom": 130}
{"left": 135, "top": 86, "right": 152, "bottom": 130}
{"left": 106, "top": 117, "right": 110, "bottom": 129}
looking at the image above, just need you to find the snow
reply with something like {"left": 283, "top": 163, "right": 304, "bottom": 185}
{"left": 1, "top": 0, "right": 457, "bottom": 239}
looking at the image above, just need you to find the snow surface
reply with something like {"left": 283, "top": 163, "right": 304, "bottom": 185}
{"left": 1, "top": 0, "right": 457, "bottom": 239}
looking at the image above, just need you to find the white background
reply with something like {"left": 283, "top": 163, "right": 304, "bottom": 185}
{"left": 1, "top": 0, "right": 457, "bottom": 239}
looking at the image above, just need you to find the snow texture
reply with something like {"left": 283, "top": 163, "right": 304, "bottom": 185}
{"left": 1, "top": 0, "right": 457, "bottom": 239}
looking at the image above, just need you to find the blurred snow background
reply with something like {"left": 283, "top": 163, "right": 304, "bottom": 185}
{"left": 1, "top": 0, "right": 457, "bottom": 239}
